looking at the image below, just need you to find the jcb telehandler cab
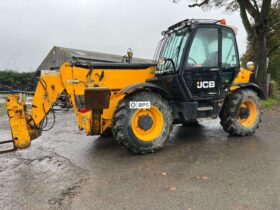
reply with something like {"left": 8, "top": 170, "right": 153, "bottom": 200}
{"left": 3, "top": 19, "right": 263, "bottom": 154}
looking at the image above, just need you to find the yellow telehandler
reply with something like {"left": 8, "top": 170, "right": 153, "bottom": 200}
{"left": 2, "top": 19, "right": 263, "bottom": 154}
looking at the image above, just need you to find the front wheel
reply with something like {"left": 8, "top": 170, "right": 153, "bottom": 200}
{"left": 219, "top": 89, "right": 262, "bottom": 136}
{"left": 112, "top": 91, "right": 173, "bottom": 154}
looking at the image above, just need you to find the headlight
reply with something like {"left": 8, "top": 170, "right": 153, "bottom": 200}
{"left": 246, "top": 61, "right": 256, "bottom": 71}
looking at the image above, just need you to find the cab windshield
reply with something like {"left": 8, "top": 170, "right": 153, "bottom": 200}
{"left": 156, "top": 28, "right": 189, "bottom": 74}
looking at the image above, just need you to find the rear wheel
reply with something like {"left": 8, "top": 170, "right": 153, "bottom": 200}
{"left": 112, "top": 91, "right": 173, "bottom": 154}
{"left": 219, "top": 89, "right": 261, "bottom": 136}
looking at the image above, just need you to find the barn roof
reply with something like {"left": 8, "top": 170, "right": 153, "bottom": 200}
{"left": 36, "top": 46, "right": 152, "bottom": 72}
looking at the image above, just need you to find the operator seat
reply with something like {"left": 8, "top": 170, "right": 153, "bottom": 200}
{"left": 203, "top": 52, "right": 218, "bottom": 67}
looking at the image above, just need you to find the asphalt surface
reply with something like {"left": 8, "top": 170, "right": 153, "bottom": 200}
{"left": 0, "top": 108, "right": 280, "bottom": 210}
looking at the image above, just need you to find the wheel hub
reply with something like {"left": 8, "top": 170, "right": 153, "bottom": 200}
{"left": 239, "top": 100, "right": 258, "bottom": 127}
{"left": 239, "top": 107, "right": 250, "bottom": 119}
{"left": 131, "top": 106, "right": 164, "bottom": 142}
{"left": 138, "top": 115, "right": 153, "bottom": 131}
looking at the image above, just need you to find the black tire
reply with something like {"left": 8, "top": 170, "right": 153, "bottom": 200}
{"left": 100, "top": 128, "right": 112, "bottom": 137}
{"left": 112, "top": 91, "right": 173, "bottom": 154}
{"left": 219, "top": 89, "right": 262, "bottom": 136}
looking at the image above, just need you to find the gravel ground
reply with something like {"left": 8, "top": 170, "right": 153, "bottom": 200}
{"left": 0, "top": 108, "right": 280, "bottom": 210}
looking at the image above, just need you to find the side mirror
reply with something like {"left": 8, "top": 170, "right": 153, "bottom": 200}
{"left": 158, "top": 57, "right": 166, "bottom": 65}
{"left": 157, "top": 57, "right": 176, "bottom": 74}
{"left": 246, "top": 61, "right": 256, "bottom": 71}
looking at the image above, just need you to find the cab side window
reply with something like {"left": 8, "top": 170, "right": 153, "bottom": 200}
{"left": 187, "top": 28, "right": 218, "bottom": 68}
{"left": 222, "top": 29, "right": 238, "bottom": 68}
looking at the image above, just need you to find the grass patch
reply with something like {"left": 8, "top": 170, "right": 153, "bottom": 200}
{"left": 261, "top": 97, "right": 280, "bottom": 108}
{"left": 261, "top": 82, "right": 280, "bottom": 109}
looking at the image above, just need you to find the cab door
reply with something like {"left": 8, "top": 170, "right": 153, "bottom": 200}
{"left": 182, "top": 27, "right": 222, "bottom": 100}
{"left": 221, "top": 28, "right": 240, "bottom": 87}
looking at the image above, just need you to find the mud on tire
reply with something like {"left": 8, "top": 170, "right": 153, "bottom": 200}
{"left": 112, "top": 91, "right": 173, "bottom": 154}
{"left": 219, "top": 89, "right": 262, "bottom": 136}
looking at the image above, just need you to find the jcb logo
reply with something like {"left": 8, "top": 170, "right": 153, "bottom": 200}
{"left": 197, "top": 81, "right": 215, "bottom": 89}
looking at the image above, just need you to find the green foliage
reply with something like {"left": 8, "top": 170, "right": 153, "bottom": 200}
{"left": 269, "top": 51, "right": 280, "bottom": 83}
{"left": 269, "top": 80, "right": 277, "bottom": 96}
{"left": 267, "top": 2, "right": 280, "bottom": 84}
{"left": 261, "top": 80, "right": 280, "bottom": 108}
{"left": 261, "top": 97, "right": 280, "bottom": 108}
{"left": 241, "top": 2, "right": 280, "bottom": 84}
{"left": 240, "top": 45, "right": 253, "bottom": 67}
{"left": 0, "top": 70, "right": 36, "bottom": 91}
{"left": 268, "top": 2, "right": 280, "bottom": 57}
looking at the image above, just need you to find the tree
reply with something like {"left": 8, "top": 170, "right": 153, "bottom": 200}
{"left": 0, "top": 70, "right": 36, "bottom": 91}
{"left": 174, "top": 0, "right": 273, "bottom": 97}
{"left": 267, "top": 2, "right": 280, "bottom": 58}
{"left": 241, "top": 2, "right": 280, "bottom": 85}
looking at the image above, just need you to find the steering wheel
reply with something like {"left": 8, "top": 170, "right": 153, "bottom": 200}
{"left": 187, "top": 57, "right": 197, "bottom": 66}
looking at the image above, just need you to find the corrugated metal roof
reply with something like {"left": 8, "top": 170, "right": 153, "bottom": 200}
{"left": 56, "top": 46, "right": 151, "bottom": 63}
{"left": 36, "top": 46, "right": 152, "bottom": 72}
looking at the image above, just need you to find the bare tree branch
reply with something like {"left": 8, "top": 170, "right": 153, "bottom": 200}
{"left": 240, "top": 0, "right": 260, "bottom": 19}
{"left": 188, "top": 0, "right": 209, "bottom": 8}
{"left": 238, "top": 0, "right": 253, "bottom": 38}
{"left": 251, "top": 0, "right": 260, "bottom": 13}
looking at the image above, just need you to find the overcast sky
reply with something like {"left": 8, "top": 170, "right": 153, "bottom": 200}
{"left": 0, "top": 0, "right": 247, "bottom": 72}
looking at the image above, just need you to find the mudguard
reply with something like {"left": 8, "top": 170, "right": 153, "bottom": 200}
{"left": 232, "top": 82, "right": 265, "bottom": 99}
{"left": 119, "top": 82, "right": 173, "bottom": 100}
